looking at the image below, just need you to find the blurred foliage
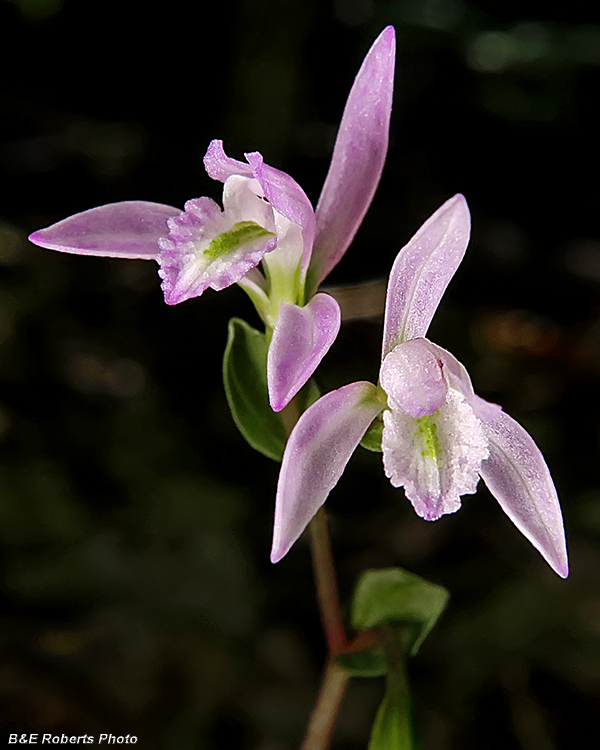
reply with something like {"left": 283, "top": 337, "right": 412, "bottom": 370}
{"left": 2, "top": 0, "right": 600, "bottom": 747}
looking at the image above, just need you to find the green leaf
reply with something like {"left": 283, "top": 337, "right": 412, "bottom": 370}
{"left": 368, "top": 689, "right": 415, "bottom": 750}
{"left": 352, "top": 568, "right": 449, "bottom": 656}
{"left": 337, "top": 647, "right": 387, "bottom": 677}
{"left": 360, "top": 414, "right": 383, "bottom": 452}
{"left": 223, "top": 318, "right": 287, "bottom": 461}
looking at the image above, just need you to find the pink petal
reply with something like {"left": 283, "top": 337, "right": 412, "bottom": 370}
{"left": 204, "top": 140, "right": 316, "bottom": 274}
{"left": 477, "top": 407, "right": 569, "bottom": 578}
{"left": 271, "top": 381, "right": 383, "bottom": 562}
{"left": 309, "top": 26, "right": 396, "bottom": 290}
{"left": 418, "top": 339, "right": 504, "bottom": 421}
{"left": 29, "top": 201, "right": 180, "bottom": 259}
{"left": 382, "top": 194, "right": 471, "bottom": 358}
{"left": 380, "top": 338, "right": 448, "bottom": 418}
{"left": 267, "top": 293, "right": 341, "bottom": 412}
{"left": 203, "top": 139, "right": 253, "bottom": 182}
{"left": 245, "top": 152, "right": 316, "bottom": 271}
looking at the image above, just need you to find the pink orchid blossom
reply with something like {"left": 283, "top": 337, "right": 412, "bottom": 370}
{"left": 271, "top": 195, "right": 568, "bottom": 579}
{"left": 29, "top": 27, "right": 396, "bottom": 413}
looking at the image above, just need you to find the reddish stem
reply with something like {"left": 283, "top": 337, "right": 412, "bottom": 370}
{"left": 300, "top": 661, "right": 351, "bottom": 750}
{"left": 309, "top": 507, "right": 348, "bottom": 656}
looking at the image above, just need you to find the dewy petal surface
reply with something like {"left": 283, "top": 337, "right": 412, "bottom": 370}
{"left": 267, "top": 293, "right": 341, "bottom": 412}
{"left": 28, "top": 201, "right": 180, "bottom": 259}
{"left": 381, "top": 387, "right": 488, "bottom": 521}
{"left": 382, "top": 382, "right": 489, "bottom": 521}
{"left": 310, "top": 26, "right": 396, "bottom": 289}
{"left": 271, "top": 381, "right": 383, "bottom": 562}
{"left": 382, "top": 194, "right": 471, "bottom": 358}
{"left": 477, "top": 407, "right": 569, "bottom": 578}
{"left": 380, "top": 338, "right": 448, "bottom": 419}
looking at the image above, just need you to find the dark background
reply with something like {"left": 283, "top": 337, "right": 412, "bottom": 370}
{"left": 2, "top": 0, "right": 600, "bottom": 747}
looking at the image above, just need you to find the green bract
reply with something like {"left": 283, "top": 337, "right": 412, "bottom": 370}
{"left": 223, "top": 319, "right": 287, "bottom": 462}
{"left": 360, "top": 416, "right": 384, "bottom": 453}
{"left": 352, "top": 567, "right": 449, "bottom": 657}
{"left": 338, "top": 567, "right": 449, "bottom": 680}
{"left": 223, "top": 319, "right": 323, "bottom": 461}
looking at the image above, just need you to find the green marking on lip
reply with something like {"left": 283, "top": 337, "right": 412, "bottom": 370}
{"left": 204, "top": 221, "right": 274, "bottom": 261}
{"left": 416, "top": 413, "right": 443, "bottom": 463}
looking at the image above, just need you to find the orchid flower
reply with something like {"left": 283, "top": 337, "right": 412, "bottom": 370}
{"left": 28, "top": 27, "right": 395, "bottom": 413}
{"left": 271, "top": 194, "right": 569, "bottom": 578}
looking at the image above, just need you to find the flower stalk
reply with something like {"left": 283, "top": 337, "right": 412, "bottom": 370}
{"left": 281, "top": 404, "right": 349, "bottom": 749}
{"left": 301, "top": 661, "right": 351, "bottom": 750}
{"left": 309, "top": 507, "right": 347, "bottom": 656}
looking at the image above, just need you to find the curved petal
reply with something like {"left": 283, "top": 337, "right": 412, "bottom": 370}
{"left": 246, "top": 151, "right": 316, "bottom": 273}
{"left": 382, "top": 194, "right": 471, "bottom": 358}
{"left": 267, "top": 293, "right": 341, "bottom": 412}
{"left": 309, "top": 26, "right": 396, "bottom": 290}
{"left": 380, "top": 338, "right": 447, "bottom": 419}
{"left": 271, "top": 381, "right": 383, "bottom": 562}
{"left": 204, "top": 140, "right": 316, "bottom": 275}
{"left": 28, "top": 201, "right": 180, "bottom": 259}
{"left": 203, "top": 139, "right": 251, "bottom": 180}
{"left": 477, "top": 408, "right": 569, "bottom": 578}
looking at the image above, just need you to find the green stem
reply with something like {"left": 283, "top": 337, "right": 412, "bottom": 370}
{"left": 300, "top": 661, "right": 351, "bottom": 750}
{"left": 381, "top": 626, "right": 410, "bottom": 703}
{"left": 378, "top": 626, "right": 416, "bottom": 748}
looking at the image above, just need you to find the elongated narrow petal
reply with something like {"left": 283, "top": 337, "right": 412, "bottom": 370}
{"left": 271, "top": 381, "right": 383, "bottom": 562}
{"left": 309, "top": 26, "right": 396, "bottom": 289}
{"left": 477, "top": 408, "right": 569, "bottom": 578}
{"left": 380, "top": 338, "right": 448, "bottom": 418}
{"left": 204, "top": 140, "right": 316, "bottom": 274}
{"left": 267, "top": 293, "right": 341, "bottom": 412}
{"left": 382, "top": 194, "right": 471, "bottom": 358}
{"left": 29, "top": 201, "right": 181, "bottom": 259}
